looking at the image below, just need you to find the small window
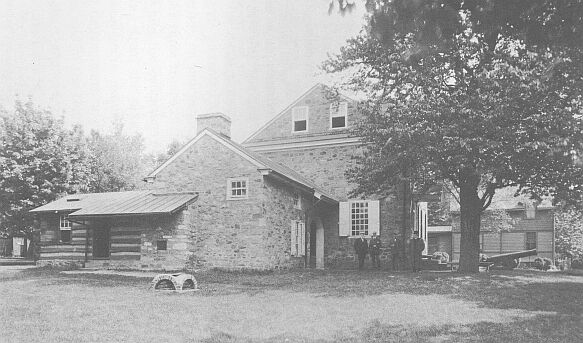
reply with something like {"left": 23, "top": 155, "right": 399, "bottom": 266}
{"left": 526, "top": 232, "right": 537, "bottom": 250}
{"left": 59, "top": 215, "right": 72, "bottom": 243}
{"left": 227, "top": 178, "right": 248, "bottom": 199}
{"left": 157, "top": 240, "right": 167, "bottom": 251}
{"left": 293, "top": 192, "right": 302, "bottom": 210}
{"left": 330, "top": 102, "right": 348, "bottom": 129}
{"left": 292, "top": 106, "right": 308, "bottom": 132}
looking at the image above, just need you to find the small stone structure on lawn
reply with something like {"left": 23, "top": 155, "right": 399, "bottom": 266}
{"left": 151, "top": 273, "right": 198, "bottom": 291}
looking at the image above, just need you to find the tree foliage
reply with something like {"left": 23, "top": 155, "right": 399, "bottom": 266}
{"left": 326, "top": 0, "right": 583, "bottom": 272}
{"left": 555, "top": 208, "right": 583, "bottom": 259}
{"left": 87, "top": 122, "right": 148, "bottom": 193}
{"left": 0, "top": 101, "right": 153, "bottom": 237}
{"left": 0, "top": 100, "right": 92, "bottom": 236}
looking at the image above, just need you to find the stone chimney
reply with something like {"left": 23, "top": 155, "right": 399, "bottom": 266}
{"left": 196, "top": 113, "right": 231, "bottom": 139}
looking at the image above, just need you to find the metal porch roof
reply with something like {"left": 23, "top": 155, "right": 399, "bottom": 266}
{"left": 30, "top": 191, "right": 198, "bottom": 217}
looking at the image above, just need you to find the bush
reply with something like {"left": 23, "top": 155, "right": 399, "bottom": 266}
{"left": 533, "top": 257, "right": 553, "bottom": 271}
{"left": 572, "top": 258, "right": 583, "bottom": 269}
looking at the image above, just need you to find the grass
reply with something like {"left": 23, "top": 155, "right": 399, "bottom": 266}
{"left": 1, "top": 267, "right": 582, "bottom": 342}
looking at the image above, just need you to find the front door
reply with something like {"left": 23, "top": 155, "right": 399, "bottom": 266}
{"left": 93, "top": 226, "right": 110, "bottom": 258}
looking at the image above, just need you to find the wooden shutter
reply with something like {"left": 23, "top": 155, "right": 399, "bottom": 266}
{"left": 290, "top": 221, "right": 297, "bottom": 256}
{"left": 339, "top": 202, "right": 350, "bottom": 236}
{"left": 368, "top": 200, "right": 380, "bottom": 235}
{"left": 299, "top": 222, "right": 306, "bottom": 256}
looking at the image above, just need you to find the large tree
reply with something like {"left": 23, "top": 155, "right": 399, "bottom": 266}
{"left": 325, "top": 0, "right": 583, "bottom": 272}
{"left": 0, "top": 100, "right": 92, "bottom": 237}
{"left": 87, "top": 122, "right": 148, "bottom": 193}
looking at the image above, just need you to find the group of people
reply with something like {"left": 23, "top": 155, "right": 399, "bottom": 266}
{"left": 353, "top": 231, "right": 425, "bottom": 272}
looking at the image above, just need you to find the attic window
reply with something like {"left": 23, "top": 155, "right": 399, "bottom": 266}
{"left": 525, "top": 203, "right": 536, "bottom": 219}
{"left": 292, "top": 106, "right": 308, "bottom": 132}
{"left": 330, "top": 102, "right": 348, "bottom": 129}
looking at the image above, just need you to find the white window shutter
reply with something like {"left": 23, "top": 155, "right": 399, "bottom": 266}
{"left": 299, "top": 222, "right": 306, "bottom": 256}
{"left": 339, "top": 201, "right": 350, "bottom": 236}
{"left": 368, "top": 200, "right": 380, "bottom": 235}
{"left": 291, "top": 221, "right": 297, "bottom": 256}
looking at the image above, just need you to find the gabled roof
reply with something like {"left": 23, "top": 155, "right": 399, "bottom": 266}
{"left": 242, "top": 83, "right": 356, "bottom": 144}
{"left": 146, "top": 128, "right": 338, "bottom": 203}
{"left": 30, "top": 191, "right": 198, "bottom": 218}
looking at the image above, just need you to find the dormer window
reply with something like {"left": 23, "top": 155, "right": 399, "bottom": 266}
{"left": 292, "top": 106, "right": 308, "bottom": 133}
{"left": 330, "top": 102, "right": 348, "bottom": 129}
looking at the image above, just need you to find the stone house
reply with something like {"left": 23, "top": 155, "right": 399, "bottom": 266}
{"left": 30, "top": 84, "right": 424, "bottom": 270}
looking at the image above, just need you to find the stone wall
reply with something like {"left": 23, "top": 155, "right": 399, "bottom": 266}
{"left": 247, "top": 85, "right": 360, "bottom": 143}
{"left": 147, "top": 134, "right": 304, "bottom": 270}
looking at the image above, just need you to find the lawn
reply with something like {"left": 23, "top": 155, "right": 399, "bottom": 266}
{"left": 0, "top": 267, "right": 582, "bottom": 342}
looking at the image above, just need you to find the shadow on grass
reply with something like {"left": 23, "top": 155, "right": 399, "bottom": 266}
{"left": 336, "top": 314, "right": 583, "bottom": 343}
{"left": 186, "top": 314, "right": 583, "bottom": 343}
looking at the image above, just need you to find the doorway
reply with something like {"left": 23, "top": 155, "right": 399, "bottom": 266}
{"left": 309, "top": 217, "right": 325, "bottom": 269}
{"left": 309, "top": 222, "right": 317, "bottom": 268}
{"left": 93, "top": 225, "right": 110, "bottom": 258}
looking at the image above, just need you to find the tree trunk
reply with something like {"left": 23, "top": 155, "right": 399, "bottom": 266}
{"left": 458, "top": 170, "right": 483, "bottom": 273}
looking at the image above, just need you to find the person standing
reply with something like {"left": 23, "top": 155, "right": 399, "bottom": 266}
{"left": 354, "top": 233, "right": 369, "bottom": 270}
{"left": 369, "top": 232, "right": 382, "bottom": 269}
{"left": 389, "top": 233, "right": 402, "bottom": 271}
{"left": 409, "top": 231, "right": 425, "bottom": 272}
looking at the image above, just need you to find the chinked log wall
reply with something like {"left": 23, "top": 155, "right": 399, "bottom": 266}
{"left": 109, "top": 225, "right": 141, "bottom": 260}
{"left": 38, "top": 217, "right": 142, "bottom": 262}
{"left": 38, "top": 215, "right": 90, "bottom": 261}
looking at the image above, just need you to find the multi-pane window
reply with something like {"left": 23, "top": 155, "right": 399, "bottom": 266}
{"left": 350, "top": 201, "right": 369, "bottom": 236}
{"left": 330, "top": 102, "right": 348, "bottom": 129}
{"left": 292, "top": 106, "right": 308, "bottom": 132}
{"left": 227, "top": 178, "right": 248, "bottom": 199}
{"left": 526, "top": 232, "right": 537, "bottom": 250}
{"left": 59, "top": 215, "right": 72, "bottom": 243}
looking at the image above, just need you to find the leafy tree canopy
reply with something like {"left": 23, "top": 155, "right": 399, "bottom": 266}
{"left": 325, "top": 0, "right": 583, "bottom": 272}
{"left": 0, "top": 100, "right": 92, "bottom": 236}
{"left": 87, "top": 122, "right": 148, "bottom": 193}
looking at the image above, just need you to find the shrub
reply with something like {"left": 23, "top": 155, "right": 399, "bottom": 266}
{"left": 533, "top": 257, "right": 553, "bottom": 271}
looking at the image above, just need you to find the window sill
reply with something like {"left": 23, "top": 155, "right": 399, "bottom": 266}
{"left": 226, "top": 197, "right": 249, "bottom": 201}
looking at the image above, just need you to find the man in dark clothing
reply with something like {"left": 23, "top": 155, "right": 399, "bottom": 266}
{"left": 409, "top": 231, "right": 425, "bottom": 272}
{"left": 354, "top": 233, "right": 369, "bottom": 270}
{"left": 369, "top": 231, "right": 382, "bottom": 269}
{"left": 389, "top": 233, "right": 402, "bottom": 271}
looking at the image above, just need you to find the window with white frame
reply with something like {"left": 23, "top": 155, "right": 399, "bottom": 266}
{"left": 526, "top": 232, "right": 537, "bottom": 250}
{"left": 292, "top": 106, "right": 308, "bottom": 132}
{"left": 293, "top": 192, "right": 302, "bottom": 210}
{"left": 227, "top": 178, "right": 248, "bottom": 199}
{"left": 339, "top": 200, "right": 380, "bottom": 237}
{"left": 291, "top": 220, "right": 305, "bottom": 256}
{"left": 60, "top": 214, "right": 72, "bottom": 243}
{"left": 350, "top": 201, "right": 369, "bottom": 236}
{"left": 330, "top": 102, "right": 348, "bottom": 129}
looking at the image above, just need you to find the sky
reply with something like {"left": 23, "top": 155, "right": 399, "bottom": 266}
{"left": 0, "top": 0, "right": 366, "bottom": 152}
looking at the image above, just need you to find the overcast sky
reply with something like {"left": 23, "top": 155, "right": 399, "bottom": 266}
{"left": 0, "top": 0, "right": 366, "bottom": 152}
